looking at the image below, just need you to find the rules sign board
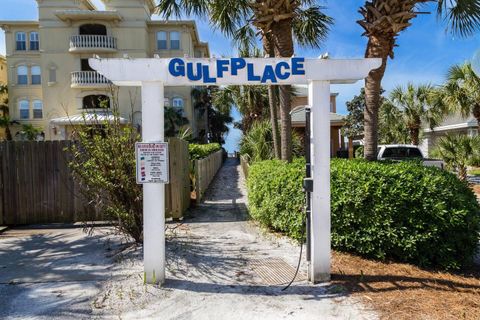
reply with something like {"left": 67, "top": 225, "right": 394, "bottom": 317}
{"left": 135, "top": 142, "right": 169, "bottom": 184}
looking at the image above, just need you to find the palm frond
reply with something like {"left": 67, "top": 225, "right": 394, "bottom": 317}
{"left": 292, "top": 5, "right": 333, "bottom": 48}
{"left": 437, "top": 0, "right": 480, "bottom": 37}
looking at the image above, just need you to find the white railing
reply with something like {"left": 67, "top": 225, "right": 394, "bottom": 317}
{"left": 71, "top": 71, "right": 111, "bottom": 86}
{"left": 69, "top": 35, "right": 117, "bottom": 50}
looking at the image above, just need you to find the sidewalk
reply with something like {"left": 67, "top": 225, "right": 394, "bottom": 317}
{"left": 93, "top": 158, "right": 376, "bottom": 319}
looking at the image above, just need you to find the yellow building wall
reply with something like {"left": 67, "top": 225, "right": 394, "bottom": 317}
{"left": 0, "top": 56, "right": 7, "bottom": 84}
{"left": 1, "top": 0, "right": 207, "bottom": 140}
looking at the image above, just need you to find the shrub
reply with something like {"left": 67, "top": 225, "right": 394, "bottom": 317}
{"left": 247, "top": 158, "right": 480, "bottom": 270}
{"left": 189, "top": 143, "right": 221, "bottom": 160}
{"left": 240, "top": 120, "right": 304, "bottom": 163}
{"left": 247, "top": 159, "right": 305, "bottom": 240}
{"left": 68, "top": 111, "right": 143, "bottom": 243}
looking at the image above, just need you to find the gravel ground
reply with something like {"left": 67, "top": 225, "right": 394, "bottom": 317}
{"left": 91, "top": 158, "right": 377, "bottom": 319}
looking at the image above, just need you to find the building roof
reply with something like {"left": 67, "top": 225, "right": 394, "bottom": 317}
{"left": 290, "top": 105, "right": 345, "bottom": 127}
{"left": 423, "top": 112, "right": 478, "bottom": 133}
{"left": 50, "top": 112, "right": 128, "bottom": 125}
{"left": 54, "top": 10, "right": 123, "bottom": 21}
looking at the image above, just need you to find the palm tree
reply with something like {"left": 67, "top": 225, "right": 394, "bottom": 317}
{"left": 358, "top": 0, "right": 480, "bottom": 160}
{"left": 0, "top": 83, "right": 15, "bottom": 141}
{"left": 164, "top": 106, "right": 189, "bottom": 137}
{"left": 212, "top": 85, "right": 269, "bottom": 133}
{"left": 378, "top": 99, "right": 409, "bottom": 144}
{"left": 432, "top": 134, "right": 480, "bottom": 181}
{"left": 156, "top": 0, "right": 332, "bottom": 161}
{"left": 444, "top": 63, "right": 480, "bottom": 128}
{"left": 389, "top": 83, "right": 444, "bottom": 145}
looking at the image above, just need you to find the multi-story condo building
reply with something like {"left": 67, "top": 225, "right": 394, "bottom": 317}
{"left": 0, "top": 0, "right": 209, "bottom": 140}
{"left": 0, "top": 54, "right": 6, "bottom": 84}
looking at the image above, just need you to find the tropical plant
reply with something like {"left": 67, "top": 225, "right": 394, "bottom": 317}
{"left": 0, "top": 83, "right": 15, "bottom": 141}
{"left": 67, "top": 96, "right": 143, "bottom": 242}
{"left": 209, "top": 109, "right": 233, "bottom": 144}
{"left": 358, "top": 0, "right": 480, "bottom": 160}
{"left": 240, "top": 119, "right": 303, "bottom": 163}
{"left": 164, "top": 106, "right": 189, "bottom": 137}
{"left": 192, "top": 86, "right": 211, "bottom": 143}
{"left": 444, "top": 62, "right": 480, "bottom": 127}
{"left": 156, "top": 0, "right": 333, "bottom": 162}
{"left": 240, "top": 120, "right": 274, "bottom": 162}
{"left": 17, "top": 124, "right": 42, "bottom": 141}
{"left": 189, "top": 143, "right": 222, "bottom": 160}
{"left": 248, "top": 158, "right": 480, "bottom": 269}
{"left": 431, "top": 134, "right": 480, "bottom": 181}
{"left": 212, "top": 84, "right": 269, "bottom": 133}
{"left": 378, "top": 99, "right": 409, "bottom": 144}
{"left": 389, "top": 83, "right": 444, "bottom": 145}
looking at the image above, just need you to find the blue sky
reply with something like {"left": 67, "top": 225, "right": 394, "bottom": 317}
{"left": 1, "top": 0, "right": 479, "bottom": 152}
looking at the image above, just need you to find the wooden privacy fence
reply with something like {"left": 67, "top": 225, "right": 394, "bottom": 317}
{"left": 0, "top": 138, "right": 190, "bottom": 225}
{"left": 194, "top": 150, "right": 223, "bottom": 203}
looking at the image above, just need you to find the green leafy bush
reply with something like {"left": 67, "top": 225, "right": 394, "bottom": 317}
{"left": 247, "top": 158, "right": 480, "bottom": 270}
{"left": 68, "top": 111, "right": 143, "bottom": 242}
{"left": 189, "top": 143, "right": 221, "bottom": 160}
{"left": 247, "top": 159, "right": 306, "bottom": 240}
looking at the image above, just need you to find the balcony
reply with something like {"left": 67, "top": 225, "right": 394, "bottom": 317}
{"left": 71, "top": 71, "right": 111, "bottom": 89}
{"left": 69, "top": 35, "right": 117, "bottom": 53}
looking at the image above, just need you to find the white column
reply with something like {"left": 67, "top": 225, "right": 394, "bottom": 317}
{"left": 308, "top": 80, "right": 331, "bottom": 283}
{"left": 141, "top": 81, "right": 165, "bottom": 284}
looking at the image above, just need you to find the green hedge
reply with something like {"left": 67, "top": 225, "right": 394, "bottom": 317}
{"left": 189, "top": 143, "right": 221, "bottom": 160}
{"left": 247, "top": 158, "right": 480, "bottom": 270}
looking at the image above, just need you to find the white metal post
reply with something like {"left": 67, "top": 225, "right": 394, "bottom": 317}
{"left": 308, "top": 80, "right": 331, "bottom": 283}
{"left": 141, "top": 81, "right": 165, "bottom": 284}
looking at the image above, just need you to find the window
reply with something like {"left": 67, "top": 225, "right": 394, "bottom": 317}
{"left": 31, "top": 66, "right": 41, "bottom": 84}
{"left": 170, "top": 31, "right": 180, "bottom": 50}
{"left": 33, "top": 100, "right": 43, "bottom": 119}
{"left": 156, "top": 31, "right": 167, "bottom": 49}
{"left": 16, "top": 32, "right": 26, "bottom": 51}
{"left": 79, "top": 24, "right": 107, "bottom": 35}
{"left": 30, "top": 32, "right": 39, "bottom": 50}
{"left": 17, "top": 66, "right": 28, "bottom": 85}
{"left": 382, "top": 147, "right": 422, "bottom": 159}
{"left": 82, "top": 95, "right": 110, "bottom": 109}
{"left": 172, "top": 97, "right": 184, "bottom": 108}
{"left": 49, "top": 68, "right": 57, "bottom": 83}
{"left": 19, "top": 100, "right": 29, "bottom": 119}
{"left": 81, "top": 59, "right": 94, "bottom": 71}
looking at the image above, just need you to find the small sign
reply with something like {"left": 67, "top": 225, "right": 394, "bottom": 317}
{"left": 135, "top": 142, "right": 169, "bottom": 184}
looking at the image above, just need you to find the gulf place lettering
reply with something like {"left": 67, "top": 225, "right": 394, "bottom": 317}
{"left": 168, "top": 57, "right": 305, "bottom": 84}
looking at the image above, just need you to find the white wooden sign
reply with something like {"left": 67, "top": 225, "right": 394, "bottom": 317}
{"left": 90, "top": 56, "right": 381, "bottom": 285}
{"left": 135, "top": 142, "right": 169, "bottom": 184}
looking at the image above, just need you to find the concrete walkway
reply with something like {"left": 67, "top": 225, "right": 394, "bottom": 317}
{"left": 0, "top": 227, "right": 127, "bottom": 319}
{"left": 93, "top": 158, "right": 376, "bottom": 319}
{"left": 0, "top": 158, "right": 376, "bottom": 319}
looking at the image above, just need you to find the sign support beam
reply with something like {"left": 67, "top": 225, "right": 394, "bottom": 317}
{"left": 89, "top": 56, "right": 382, "bottom": 286}
{"left": 141, "top": 81, "right": 165, "bottom": 284}
{"left": 308, "top": 80, "right": 331, "bottom": 282}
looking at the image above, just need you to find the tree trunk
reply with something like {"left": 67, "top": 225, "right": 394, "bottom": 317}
{"left": 458, "top": 165, "right": 468, "bottom": 181}
{"left": 364, "top": 34, "right": 392, "bottom": 161}
{"left": 409, "top": 125, "right": 420, "bottom": 146}
{"left": 473, "top": 103, "right": 480, "bottom": 129}
{"left": 271, "top": 19, "right": 294, "bottom": 162}
{"left": 263, "top": 35, "right": 281, "bottom": 159}
{"left": 5, "top": 126, "right": 12, "bottom": 141}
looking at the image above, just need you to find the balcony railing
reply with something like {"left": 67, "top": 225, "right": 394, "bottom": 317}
{"left": 71, "top": 71, "right": 111, "bottom": 88}
{"left": 69, "top": 35, "right": 117, "bottom": 52}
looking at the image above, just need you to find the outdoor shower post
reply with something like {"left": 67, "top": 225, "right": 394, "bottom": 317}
{"left": 308, "top": 80, "right": 331, "bottom": 283}
{"left": 141, "top": 81, "right": 166, "bottom": 284}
